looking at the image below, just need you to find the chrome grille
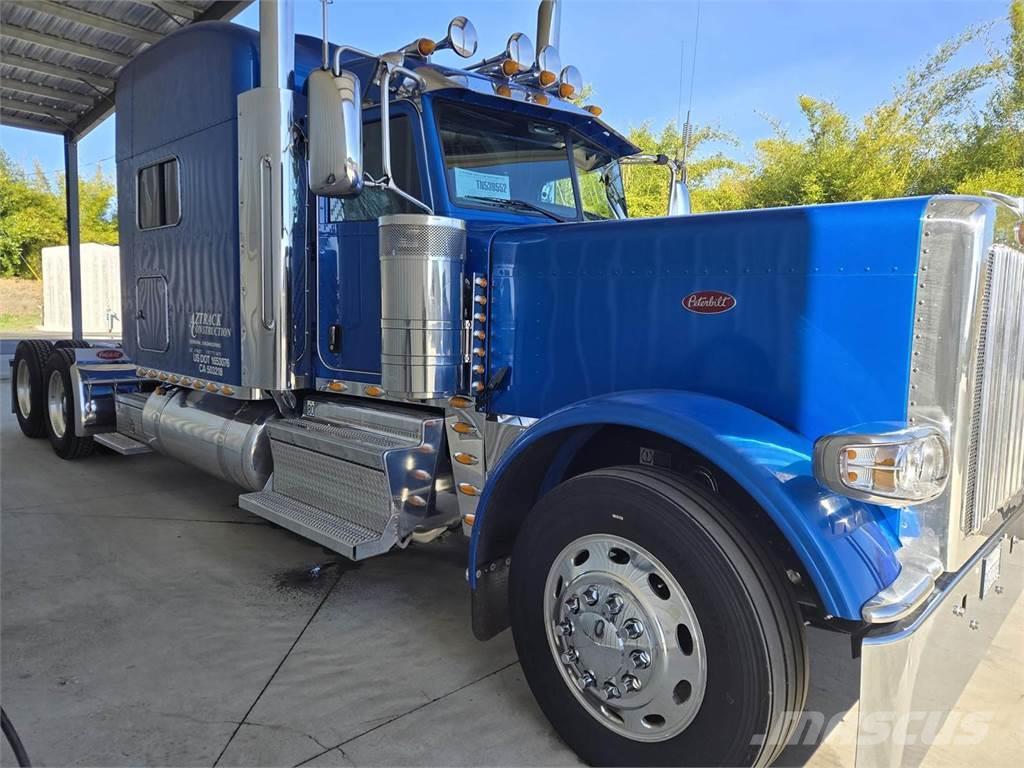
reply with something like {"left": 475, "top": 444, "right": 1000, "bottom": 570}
{"left": 965, "top": 245, "right": 1024, "bottom": 533}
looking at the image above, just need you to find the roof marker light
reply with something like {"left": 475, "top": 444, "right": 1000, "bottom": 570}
{"left": 556, "top": 65, "right": 582, "bottom": 99}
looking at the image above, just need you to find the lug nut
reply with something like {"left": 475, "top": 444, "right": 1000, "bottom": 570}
{"left": 561, "top": 648, "right": 579, "bottom": 664}
{"left": 603, "top": 681, "right": 622, "bottom": 700}
{"left": 582, "top": 586, "right": 600, "bottom": 606}
{"left": 565, "top": 595, "right": 581, "bottom": 614}
{"left": 605, "top": 593, "right": 624, "bottom": 616}
{"left": 624, "top": 618, "right": 645, "bottom": 639}
{"left": 969, "top": 619, "right": 980, "bottom": 631}
{"left": 621, "top": 674, "right": 642, "bottom": 693}
{"left": 630, "top": 649, "right": 652, "bottom": 669}
{"left": 578, "top": 670, "right": 596, "bottom": 689}
{"left": 557, "top": 620, "right": 574, "bottom": 636}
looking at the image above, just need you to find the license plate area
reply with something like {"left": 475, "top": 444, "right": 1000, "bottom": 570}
{"left": 980, "top": 543, "right": 1002, "bottom": 599}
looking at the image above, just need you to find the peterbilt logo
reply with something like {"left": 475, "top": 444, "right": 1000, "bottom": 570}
{"left": 682, "top": 291, "right": 736, "bottom": 314}
{"left": 96, "top": 349, "right": 123, "bottom": 360}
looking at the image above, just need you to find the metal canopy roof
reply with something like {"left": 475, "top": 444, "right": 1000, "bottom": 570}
{"left": 1, "top": 0, "right": 252, "bottom": 138}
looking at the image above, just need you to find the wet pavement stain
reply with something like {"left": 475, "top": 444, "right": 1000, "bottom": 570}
{"left": 272, "top": 559, "right": 361, "bottom": 594}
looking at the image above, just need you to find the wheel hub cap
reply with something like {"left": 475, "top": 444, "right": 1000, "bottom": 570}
{"left": 15, "top": 359, "right": 32, "bottom": 417}
{"left": 544, "top": 534, "right": 707, "bottom": 742}
{"left": 47, "top": 369, "right": 67, "bottom": 439}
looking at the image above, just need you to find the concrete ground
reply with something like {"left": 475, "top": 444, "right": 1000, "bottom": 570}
{"left": 1, "top": 387, "right": 1021, "bottom": 768}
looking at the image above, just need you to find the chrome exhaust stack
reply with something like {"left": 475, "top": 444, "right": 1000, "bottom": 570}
{"left": 536, "top": 0, "right": 561, "bottom": 51}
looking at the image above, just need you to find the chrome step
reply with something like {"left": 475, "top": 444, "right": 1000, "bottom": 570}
{"left": 238, "top": 489, "right": 389, "bottom": 560}
{"left": 94, "top": 432, "right": 152, "bottom": 455}
{"left": 244, "top": 397, "right": 455, "bottom": 560}
{"left": 267, "top": 417, "right": 417, "bottom": 470}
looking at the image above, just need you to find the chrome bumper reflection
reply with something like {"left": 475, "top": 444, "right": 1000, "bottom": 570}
{"left": 857, "top": 503, "right": 1024, "bottom": 767}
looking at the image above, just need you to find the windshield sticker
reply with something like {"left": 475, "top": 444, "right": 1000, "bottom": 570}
{"left": 454, "top": 168, "right": 511, "bottom": 201}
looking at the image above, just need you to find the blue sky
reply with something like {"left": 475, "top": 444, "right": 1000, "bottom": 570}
{"left": 1, "top": 0, "right": 1011, "bottom": 179}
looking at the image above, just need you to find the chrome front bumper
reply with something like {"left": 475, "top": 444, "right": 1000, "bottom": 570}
{"left": 857, "top": 503, "right": 1024, "bottom": 767}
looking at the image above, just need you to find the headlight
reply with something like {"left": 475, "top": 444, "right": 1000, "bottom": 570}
{"left": 813, "top": 425, "right": 949, "bottom": 505}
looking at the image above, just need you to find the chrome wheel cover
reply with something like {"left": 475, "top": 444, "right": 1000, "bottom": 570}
{"left": 15, "top": 358, "right": 32, "bottom": 417}
{"left": 47, "top": 369, "right": 67, "bottom": 439}
{"left": 544, "top": 534, "right": 707, "bottom": 742}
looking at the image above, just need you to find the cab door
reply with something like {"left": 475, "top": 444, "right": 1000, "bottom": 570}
{"left": 316, "top": 105, "right": 429, "bottom": 380}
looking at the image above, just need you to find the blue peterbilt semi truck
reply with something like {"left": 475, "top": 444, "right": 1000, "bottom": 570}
{"left": 10, "top": 1, "right": 1024, "bottom": 765}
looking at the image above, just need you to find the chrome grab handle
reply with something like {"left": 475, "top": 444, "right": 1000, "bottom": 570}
{"left": 258, "top": 155, "right": 275, "bottom": 330}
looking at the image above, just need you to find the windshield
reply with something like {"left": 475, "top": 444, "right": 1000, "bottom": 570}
{"left": 437, "top": 101, "right": 579, "bottom": 220}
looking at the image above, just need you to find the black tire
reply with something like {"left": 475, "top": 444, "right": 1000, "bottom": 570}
{"left": 11, "top": 339, "right": 55, "bottom": 438}
{"left": 42, "top": 348, "right": 95, "bottom": 460}
{"left": 54, "top": 339, "right": 91, "bottom": 349}
{"left": 510, "top": 466, "right": 807, "bottom": 768}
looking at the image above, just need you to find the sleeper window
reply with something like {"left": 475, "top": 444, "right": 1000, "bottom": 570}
{"left": 138, "top": 158, "right": 180, "bottom": 229}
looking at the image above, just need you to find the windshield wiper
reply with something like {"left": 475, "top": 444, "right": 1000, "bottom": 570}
{"left": 463, "top": 195, "right": 568, "bottom": 223}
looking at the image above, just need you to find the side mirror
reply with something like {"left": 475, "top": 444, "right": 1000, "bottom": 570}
{"left": 668, "top": 177, "right": 692, "bottom": 216}
{"left": 436, "top": 17, "right": 478, "bottom": 58}
{"left": 307, "top": 68, "right": 363, "bottom": 197}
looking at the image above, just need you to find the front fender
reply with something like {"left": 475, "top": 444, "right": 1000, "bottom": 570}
{"left": 469, "top": 389, "right": 902, "bottom": 621}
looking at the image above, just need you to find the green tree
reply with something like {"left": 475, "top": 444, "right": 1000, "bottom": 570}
{"left": 0, "top": 150, "right": 118, "bottom": 278}
{"left": 621, "top": 0, "right": 1022, "bottom": 223}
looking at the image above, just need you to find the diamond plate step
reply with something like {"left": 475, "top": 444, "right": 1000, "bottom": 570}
{"left": 251, "top": 400, "right": 453, "bottom": 562}
{"left": 94, "top": 432, "right": 152, "bottom": 455}
{"left": 267, "top": 417, "right": 417, "bottom": 470}
{"left": 238, "top": 489, "right": 392, "bottom": 560}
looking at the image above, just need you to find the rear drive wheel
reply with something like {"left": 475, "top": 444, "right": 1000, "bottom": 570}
{"left": 11, "top": 340, "right": 55, "bottom": 438}
{"left": 43, "top": 348, "right": 94, "bottom": 460}
{"left": 54, "top": 339, "right": 91, "bottom": 349}
{"left": 509, "top": 466, "right": 807, "bottom": 767}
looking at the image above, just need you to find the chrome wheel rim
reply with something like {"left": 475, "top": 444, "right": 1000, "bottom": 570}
{"left": 47, "top": 369, "right": 67, "bottom": 439}
{"left": 15, "top": 359, "right": 32, "bottom": 417}
{"left": 544, "top": 534, "right": 707, "bottom": 742}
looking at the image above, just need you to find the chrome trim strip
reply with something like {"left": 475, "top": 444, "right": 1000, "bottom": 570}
{"left": 135, "top": 366, "right": 263, "bottom": 400}
{"left": 906, "top": 196, "right": 995, "bottom": 572}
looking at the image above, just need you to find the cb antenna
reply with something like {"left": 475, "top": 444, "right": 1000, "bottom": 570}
{"left": 680, "top": 0, "right": 702, "bottom": 181}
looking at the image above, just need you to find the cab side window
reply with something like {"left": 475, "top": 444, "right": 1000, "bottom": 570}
{"left": 328, "top": 115, "right": 422, "bottom": 222}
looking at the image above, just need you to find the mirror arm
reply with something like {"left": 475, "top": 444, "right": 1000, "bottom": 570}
{"left": 332, "top": 44, "right": 379, "bottom": 77}
{"left": 378, "top": 62, "right": 433, "bottom": 215}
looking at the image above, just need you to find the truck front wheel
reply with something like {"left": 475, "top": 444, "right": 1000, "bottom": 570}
{"left": 509, "top": 466, "right": 807, "bottom": 767}
{"left": 43, "top": 349, "right": 95, "bottom": 460}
